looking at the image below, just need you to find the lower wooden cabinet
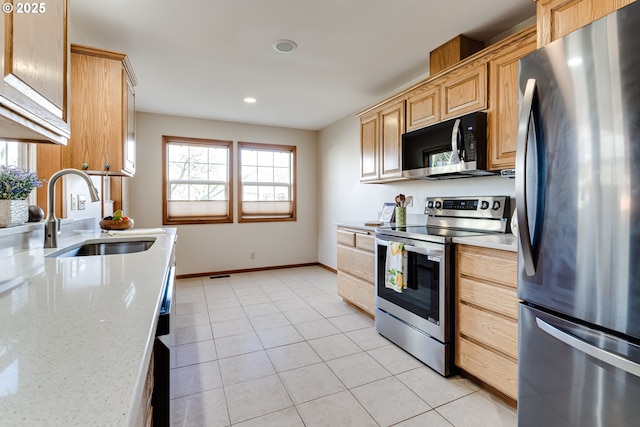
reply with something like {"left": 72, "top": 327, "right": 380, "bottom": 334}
{"left": 337, "top": 226, "right": 376, "bottom": 315}
{"left": 455, "top": 244, "right": 518, "bottom": 400}
{"left": 134, "top": 348, "right": 154, "bottom": 427}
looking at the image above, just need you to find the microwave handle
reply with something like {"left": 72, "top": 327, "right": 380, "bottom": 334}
{"left": 451, "top": 118, "right": 462, "bottom": 164}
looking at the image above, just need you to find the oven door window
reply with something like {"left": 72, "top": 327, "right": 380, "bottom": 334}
{"left": 377, "top": 245, "right": 440, "bottom": 324}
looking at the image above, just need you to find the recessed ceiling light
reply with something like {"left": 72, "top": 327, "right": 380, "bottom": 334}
{"left": 244, "top": 97, "right": 257, "bottom": 104}
{"left": 272, "top": 39, "right": 297, "bottom": 53}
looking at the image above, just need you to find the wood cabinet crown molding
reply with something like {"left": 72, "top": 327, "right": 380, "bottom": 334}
{"left": 358, "top": 24, "right": 536, "bottom": 178}
{"left": 536, "top": 0, "right": 635, "bottom": 47}
{"left": 357, "top": 24, "right": 536, "bottom": 119}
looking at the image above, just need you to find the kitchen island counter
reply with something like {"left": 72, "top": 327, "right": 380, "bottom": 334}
{"left": 0, "top": 227, "right": 177, "bottom": 426}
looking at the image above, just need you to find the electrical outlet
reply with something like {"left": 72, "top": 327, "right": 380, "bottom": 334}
{"left": 250, "top": 251, "right": 256, "bottom": 260}
{"left": 70, "top": 194, "right": 78, "bottom": 210}
{"left": 78, "top": 195, "right": 86, "bottom": 210}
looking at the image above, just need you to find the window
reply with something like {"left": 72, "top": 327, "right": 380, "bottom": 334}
{"left": 163, "top": 136, "right": 232, "bottom": 224}
{"left": 0, "top": 141, "right": 27, "bottom": 167}
{"left": 238, "top": 142, "right": 296, "bottom": 222}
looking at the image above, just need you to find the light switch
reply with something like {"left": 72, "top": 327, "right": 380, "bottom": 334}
{"left": 78, "top": 195, "right": 86, "bottom": 210}
{"left": 70, "top": 194, "right": 78, "bottom": 210}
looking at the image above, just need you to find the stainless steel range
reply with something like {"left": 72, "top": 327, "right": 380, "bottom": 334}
{"left": 375, "top": 196, "right": 510, "bottom": 376}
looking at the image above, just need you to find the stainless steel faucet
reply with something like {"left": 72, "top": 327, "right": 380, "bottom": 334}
{"left": 44, "top": 169, "right": 100, "bottom": 248}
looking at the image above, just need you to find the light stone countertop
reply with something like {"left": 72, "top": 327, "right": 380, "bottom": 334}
{"left": 0, "top": 227, "right": 177, "bottom": 426}
{"left": 453, "top": 233, "right": 518, "bottom": 252}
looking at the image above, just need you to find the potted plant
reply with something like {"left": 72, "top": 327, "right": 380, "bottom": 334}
{"left": 0, "top": 165, "right": 43, "bottom": 227}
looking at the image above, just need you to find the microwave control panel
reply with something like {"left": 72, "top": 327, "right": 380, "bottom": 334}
{"left": 462, "top": 126, "right": 477, "bottom": 161}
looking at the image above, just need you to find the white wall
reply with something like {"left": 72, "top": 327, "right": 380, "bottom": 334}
{"left": 130, "top": 112, "right": 318, "bottom": 276}
{"left": 317, "top": 114, "right": 516, "bottom": 270}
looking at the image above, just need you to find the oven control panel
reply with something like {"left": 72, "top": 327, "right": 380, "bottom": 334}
{"left": 425, "top": 196, "right": 509, "bottom": 219}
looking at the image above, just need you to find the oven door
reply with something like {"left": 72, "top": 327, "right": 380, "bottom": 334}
{"left": 375, "top": 235, "right": 450, "bottom": 343}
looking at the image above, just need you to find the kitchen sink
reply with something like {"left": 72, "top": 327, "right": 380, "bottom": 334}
{"left": 46, "top": 237, "right": 156, "bottom": 258}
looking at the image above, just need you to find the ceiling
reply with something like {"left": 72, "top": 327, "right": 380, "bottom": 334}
{"left": 68, "top": 0, "right": 536, "bottom": 131}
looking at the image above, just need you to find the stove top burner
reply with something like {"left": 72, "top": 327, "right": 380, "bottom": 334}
{"left": 382, "top": 225, "right": 489, "bottom": 238}
{"left": 376, "top": 225, "right": 495, "bottom": 243}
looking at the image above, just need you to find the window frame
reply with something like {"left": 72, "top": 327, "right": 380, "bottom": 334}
{"left": 162, "top": 135, "right": 233, "bottom": 225}
{"left": 237, "top": 141, "right": 297, "bottom": 223}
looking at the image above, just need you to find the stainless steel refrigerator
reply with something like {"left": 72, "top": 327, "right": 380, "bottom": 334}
{"left": 516, "top": 2, "right": 640, "bottom": 426}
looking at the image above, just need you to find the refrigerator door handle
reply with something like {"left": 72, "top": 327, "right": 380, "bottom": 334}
{"left": 451, "top": 118, "right": 462, "bottom": 164}
{"left": 516, "top": 78, "right": 537, "bottom": 276}
{"left": 536, "top": 317, "right": 640, "bottom": 378}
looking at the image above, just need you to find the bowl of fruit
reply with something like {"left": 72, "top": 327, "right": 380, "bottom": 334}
{"left": 99, "top": 210, "right": 134, "bottom": 230}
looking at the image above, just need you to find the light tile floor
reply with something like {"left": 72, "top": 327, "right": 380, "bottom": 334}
{"left": 170, "top": 266, "right": 517, "bottom": 427}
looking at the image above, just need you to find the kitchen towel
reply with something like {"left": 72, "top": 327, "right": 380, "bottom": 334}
{"left": 385, "top": 242, "right": 407, "bottom": 293}
{"left": 107, "top": 228, "right": 166, "bottom": 237}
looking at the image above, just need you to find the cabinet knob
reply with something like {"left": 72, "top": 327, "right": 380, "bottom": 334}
{"left": 104, "top": 163, "right": 110, "bottom": 171}
{"left": 82, "top": 163, "right": 89, "bottom": 170}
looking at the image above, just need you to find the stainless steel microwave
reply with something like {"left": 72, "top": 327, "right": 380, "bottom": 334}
{"left": 401, "top": 111, "right": 496, "bottom": 179}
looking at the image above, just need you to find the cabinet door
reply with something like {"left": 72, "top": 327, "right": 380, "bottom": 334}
{"left": 537, "top": 0, "right": 635, "bottom": 47}
{"left": 379, "top": 101, "right": 405, "bottom": 180}
{"left": 66, "top": 51, "right": 124, "bottom": 173}
{"left": 441, "top": 62, "right": 487, "bottom": 120}
{"left": 406, "top": 85, "right": 440, "bottom": 132}
{"left": 360, "top": 112, "right": 379, "bottom": 182}
{"left": 487, "top": 27, "right": 536, "bottom": 170}
{"left": 0, "top": 0, "right": 69, "bottom": 143}
{"left": 124, "top": 76, "right": 136, "bottom": 174}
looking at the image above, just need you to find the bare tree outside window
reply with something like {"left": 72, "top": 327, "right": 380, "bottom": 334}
{"left": 238, "top": 142, "right": 296, "bottom": 222}
{"left": 162, "top": 136, "right": 233, "bottom": 224}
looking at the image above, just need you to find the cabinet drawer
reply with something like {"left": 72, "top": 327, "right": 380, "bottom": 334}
{"left": 456, "top": 336, "right": 518, "bottom": 400}
{"left": 458, "top": 303, "right": 518, "bottom": 359}
{"left": 337, "top": 246, "right": 375, "bottom": 283}
{"left": 355, "top": 233, "right": 375, "bottom": 252}
{"left": 337, "top": 271, "right": 375, "bottom": 315}
{"left": 458, "top": 276, "right": 519, "bottom": 320}
{"left": 457, "top": 245, "right": 517, "bottom": 288}
{"left": 337, "top": 230, "right": 356, "bottom": 247}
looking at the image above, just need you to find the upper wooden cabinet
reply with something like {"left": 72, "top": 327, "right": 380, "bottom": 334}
{"left": 537, "top": 0, "right": 635, "bottom": 47}
{"left": 405, "top": 60, "right": 487, "bottom": 133}
{"left": 487, "top": 25, "right": 537, "bottom": 170}
{"left": 0, "top": 0, "right": 69, "bottom": 144}
{"left": 359, "top": 99, "right": 405, "bottom": 183}
{"left": 358, "top": 18, "right": 537, "bottom": 179}
{"left": 62, "top": 44, "right": 137, "bottom": 176}
{"left": 359, "top": 111, "right": 379, "bottom": 182}
{"left": 379, "top": 101, "right": 405, "bottom": 180}
{"left": 406, "top": 84, "right": 440, "bottom": 132}
{"left": 441, "top": 61, "right": 488, "bottom": 120}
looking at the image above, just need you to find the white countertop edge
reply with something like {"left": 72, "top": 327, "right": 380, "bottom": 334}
{"left": 125, "top": 230, "right": 176, "bottom": 426}
{"left": 453, "top": 234, "right": 518, "bottom": 252}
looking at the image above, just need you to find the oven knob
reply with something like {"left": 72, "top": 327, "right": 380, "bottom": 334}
{"left": 435, "top": 201, "right": 442, "bottom": 209}
{"left": 427, "top": 201, "right": 434, "bottom": 209}
{"left": 480, "top": 201, "right": 489, "bottom": 210}
{"left": 492, "top": 201, "right": 501, "bottom": 210}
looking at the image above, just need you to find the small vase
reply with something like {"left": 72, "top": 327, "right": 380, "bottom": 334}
{"left": 395, "top": 206, "right": 407, "bottom": 226}
{"left": 0, "top": 199, "right": 29, "bottom": 227}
